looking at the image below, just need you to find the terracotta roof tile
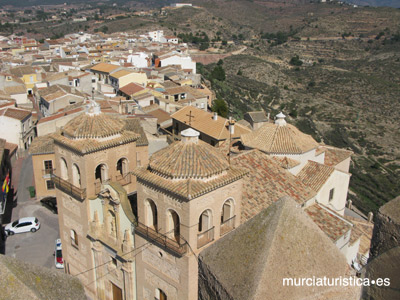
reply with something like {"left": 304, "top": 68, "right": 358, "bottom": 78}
{"left": 241, "top": 122, "right": 319, "bottom": 154}
{"left": 0, "top": 107, "right": 31, "bottom": 121}
{"left": 305, "top": 204, "right": 352, "bottom": 242}
{"left": 53, "top": 130, "right": 139, "bottom": 155}
{"left": 123, "top": 118, "right": 148, "bottom": 147}
{"left": 134, "top": 167, "right": 246, "bottom": 201}
{"left": 231, "top": 150, "right": 316, "bottom": 222}
{"left": 322, "top": 146, "right": 353, "bottom": 167}
{"left": 345, "top": 215, "right": 373, "bottom": 255}
{"left": 273, "top": 156, "right": 301, "bottom": 169}
{"left": 29, "top": 135, "right": 55, "bottom": 155}
{"left": 119, "top": 83, "right": 145, "bottom": 95}
{"left": 146, "top": 108, "right": 171, "bottom": 125}
{"left": 109, "top": 70, "right": 132, "bottom": 79}
{"left": 245, "top": 111, "right": 268, "bottom": 123}
{"left": 4, "top": 85, "right": 26, "bottom": 95}
{"left": 171, "top": 106, "right": 251, "bottom": 140}
{"left": 37, "top": 107, "right": 85, "bottom": 124}
{"left": 133, "top": 135, "right": 247, "bottom": 200}
{"left": 53, "top": 113, "right": 141, "bottom": 154}
{"left": 90, "top": 62, "right": 120, "bottom": 73}
{"left": 63, "top": 113, "right": 125, "bottom": 138}
{"left": 38, "top": 84, "right": 85, "bottom": 102}
{"left": 297, "top": 160, "right": 334, "bottom": 192}
{"left": 9, "top": 66, "right": 36, "bottom": 77}
{"left": 149, "top": 139, "right": 231, "bottom": 179}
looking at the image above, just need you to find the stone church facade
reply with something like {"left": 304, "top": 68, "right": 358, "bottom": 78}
{"left": 133, "top": 128, "right": 246, "bottom": 300}
{"left": 51, "top": 103, "right": 147, "bottom": 299}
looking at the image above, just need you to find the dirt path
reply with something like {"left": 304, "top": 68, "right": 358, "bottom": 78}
{"left": 192, "top": 46, "right": 247, "bottom": 65}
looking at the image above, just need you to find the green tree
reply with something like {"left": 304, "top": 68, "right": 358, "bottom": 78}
{"left": 211, "top": 65, "right": 225, "bottom": 81}
{"left": 289, "top": 55, "right": 303, "bottom": 66}
{"left": 199, "top": 42, "right": 209, "bottom": 51}
{"left": 212, "top": 99, "right": 228, "bottom": 118}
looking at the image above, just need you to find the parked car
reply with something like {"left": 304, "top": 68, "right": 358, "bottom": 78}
{"left": 5, "top": 217, "right": 40, "bottom": 235}
{"left": 40, "top": 197, "right": 58, "bottom": 214}
{"left": 54, "top": 239, "right": 64, "bottom": 269}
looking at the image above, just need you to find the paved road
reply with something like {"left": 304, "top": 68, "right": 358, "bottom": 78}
{"left": 4, "top": 155, "right": 60, "bottom": 270}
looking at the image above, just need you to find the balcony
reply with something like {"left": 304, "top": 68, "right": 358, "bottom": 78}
{"left": 220, "top": 215, "right": 236, "bottom": 236}
{"left": 116, "top": 173, "right": 131, "bottom": 186}
{"left": 42, "top": 168, "right": 55, "bottom": 178}
{"left": 94, "top": 179, "right": 110, "bottom": 195}
{"left": 52, "top": 174, "right": 86, "bottom": 201}
{"left": 197, "top": 226, "right": 214, "bottom": 249}
{"left": 134, "top": 221, "right": 187, "bottom": 256}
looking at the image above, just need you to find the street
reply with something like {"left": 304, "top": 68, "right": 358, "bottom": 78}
{"left": 4, "top": 155, "right": 61, "bottom": 270}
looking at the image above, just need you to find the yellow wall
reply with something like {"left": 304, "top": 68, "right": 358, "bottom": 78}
{"left": 119, "top": 72, "right": 148, "bottom": 88}
{"left": 32, "top": 153, "right": 57, "bottom": 199}
{"left": 11, "top": 48, "right": 24, "bottom": 55}
{"left": 22, "top": 73, "right": 38, "bottom": 89}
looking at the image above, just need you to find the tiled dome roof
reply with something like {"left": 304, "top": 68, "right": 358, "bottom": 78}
{"left": 63, "top": 113, "right": 125, "bottom": 139}
{"left": 134, "top": 129, "right": 248, "bottom": 200}
{"left": 241, "top": 122, "right": 319, "bottom": 154}
{"left": 149, "top": 138, "right": 230, "bottom": 179}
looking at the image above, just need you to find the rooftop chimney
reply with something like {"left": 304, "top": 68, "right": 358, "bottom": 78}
{"left": 213, "top": 112, "right": 218, "bottom": 120}
{"left": 229, "top": 116, "right": 234, "bottom": 135}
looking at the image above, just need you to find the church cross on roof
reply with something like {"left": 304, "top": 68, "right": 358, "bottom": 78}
{"left": 186, "top": 110, "right": 195, "bottom": 126}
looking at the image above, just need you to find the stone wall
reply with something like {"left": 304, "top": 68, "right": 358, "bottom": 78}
{"left": 198, "top": 257, "right": 232, "bottom": 300}
{"left": 369, "top": 196, "right": 400, "bottom": 260}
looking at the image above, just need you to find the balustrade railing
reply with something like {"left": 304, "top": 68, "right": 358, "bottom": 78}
{"left": 197, "top": 226, "right": 215, "bottom": 249}
{"left": 51, "top": 174, "right": 86, "bottom": 201}
{"left": 135, "top": 221, "right": 187, "bottom": 256}
{"left": 116, "top": 173, "right": 131, "bottom": 186}
{"left": 42, "top": 168, "right": 55, "bottom": 176}
{"left": 220, "top": 215, "right": 236, "bottom": 236}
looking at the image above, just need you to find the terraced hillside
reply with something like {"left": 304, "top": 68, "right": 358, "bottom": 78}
{"left": 198, "top": 35, "right": 400, "bottom": 214}
{"left": 3, "top": 0, "right": 399, "bottom": 214}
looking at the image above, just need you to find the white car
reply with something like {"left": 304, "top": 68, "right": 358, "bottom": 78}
{"left": 5, "top": 217, "right": 40, "bottom": 235}
{"left": 55, "top": 239, "right": 64, "bottom": 269}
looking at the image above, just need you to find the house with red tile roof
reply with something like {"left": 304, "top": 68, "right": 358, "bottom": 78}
{"left": 171, "top": 106, "right": 251, "bottom": 146}
{"left": 0, "top": 107, "right": 35, "bottom": 151}
{"left": 38, "top": 84, "right": 86, "bottom": 117}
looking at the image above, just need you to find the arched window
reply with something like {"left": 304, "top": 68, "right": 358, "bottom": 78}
{"left": 71, "top": 229, "right": 78, "bottom": 247}
{"left": 167, "top": 209, "right": 180, "bottom": 243}
{"left": 72, "top": 164, "right": 81, "bottom": 187}
{"left": 95, "top": 163, "right": 108, "bottom": 182}
{"left": 198, "top": 209, "right": 214, "bottom": 248}
{"left": 221, "top": 199, "right": 234, "bottom": 223}
{"left": 116, "top": 158, "right": 128, "bottom": 175}
{"left": 198, "top": 209, "right": 212, "bottom": 232}
{"left": 220, "top": 199, "right": 235, "bottom": 236}
{"left": 108, "top": 210, "right": 117, "bottom": 239}
{"left": 60, "top": 158, "right": 68, "bottom": 180}
{"left": 146, "top": 199, "right": 158, "bottom": 231}
{"left": 155, "top": 288, "right": 167, "bottom": 300}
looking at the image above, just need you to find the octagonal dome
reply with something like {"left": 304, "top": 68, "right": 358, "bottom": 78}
{"left": 62, "top": 113, "right": 125, "bottom": 139}
{"left": 149, "top": 137, "right": 229, "bottom": 179}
